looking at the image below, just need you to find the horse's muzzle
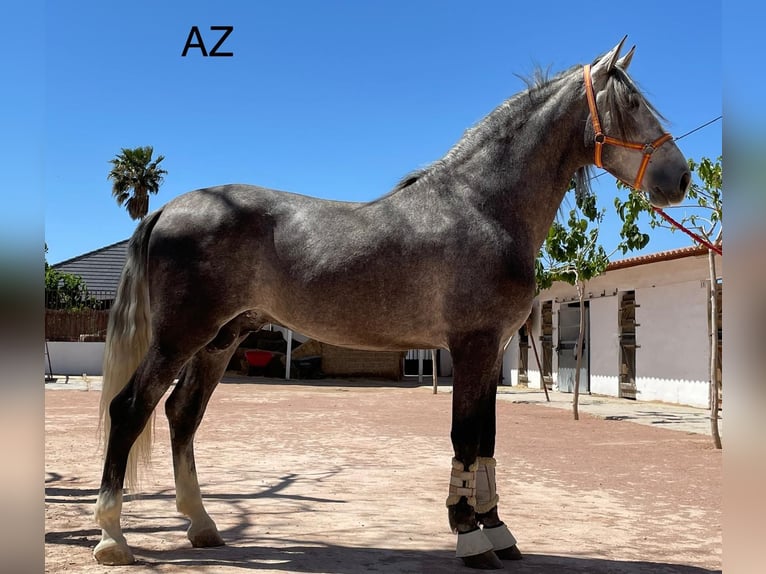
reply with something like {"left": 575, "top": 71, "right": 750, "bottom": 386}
{"left": 648, "top": 167, "right": 691, "bottom": 208}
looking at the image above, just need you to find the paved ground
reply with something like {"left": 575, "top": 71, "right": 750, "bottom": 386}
{"left": 495, "top": 386, "right": 720, "bottom": 437}
{"left": 45, "top": 374, "right": 722, "bottom": 573}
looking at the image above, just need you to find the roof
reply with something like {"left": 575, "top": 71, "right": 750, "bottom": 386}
{"left": 606, "top": 244, "right": 713, "bottom": 271}
{"left": 52, "top": 240, "right": 128, "bottom": 293}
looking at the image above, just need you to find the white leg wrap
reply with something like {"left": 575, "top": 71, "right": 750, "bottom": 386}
{"left": 475, "top": 456, "right": 500, "bottom": 514}
{"left": 446, "top": 457, "right": 478, "bottom": 509}
{"left": 455, "top": 528, "right": 494, "bottom": 558}
{"left": 482, "top": 522, "right": 517, "bottom": 551}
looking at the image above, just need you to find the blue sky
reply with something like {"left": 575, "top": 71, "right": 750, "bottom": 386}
{"left": 32, "top": 1, "right": 722, "bottom": 265}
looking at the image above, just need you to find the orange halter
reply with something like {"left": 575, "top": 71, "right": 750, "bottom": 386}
{"left": 583, "top": 64, "right": 673, "bottom": 190}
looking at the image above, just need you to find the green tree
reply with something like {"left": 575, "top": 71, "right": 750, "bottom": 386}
{"left": 107, "top": 146, "right": 167, "bottom": 220}
{"left": 536, "top": 177, "right": 657, "bottom": 420}
{"left": 615, "top": 156, "right": 723, "bottom": 448}
{"left": 44, "top": 244, "right": 98, "bottom": 310}
{"left": 536, "top": 189, "right": 610, "bottom": 419}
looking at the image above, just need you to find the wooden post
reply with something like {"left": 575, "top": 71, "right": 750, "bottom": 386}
{"left": 527, "top": 319, "right": 550, "bottom": 402}
{"left": 432, "top": 349, "right": 438, "bottom": 394}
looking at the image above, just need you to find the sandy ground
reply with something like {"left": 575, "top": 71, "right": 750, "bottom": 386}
{"left": 45, "top": 378, "right": 721, "bottom": 573}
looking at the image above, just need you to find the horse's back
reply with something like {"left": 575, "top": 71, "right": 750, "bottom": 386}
{"left": 144, "top": 183, "right": 531, "bottom": 350}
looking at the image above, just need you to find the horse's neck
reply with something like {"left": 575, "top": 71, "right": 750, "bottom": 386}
{"left": 448, "top": 75, "right": 590, "bottom": 254}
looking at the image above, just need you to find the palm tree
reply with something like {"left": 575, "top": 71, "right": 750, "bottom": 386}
{"left": 107, "top": 146, "right": 167, "bottom": 220}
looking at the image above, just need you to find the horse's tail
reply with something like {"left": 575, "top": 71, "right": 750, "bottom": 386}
{"left": 98, "top": 208, "right": 163, "bottom": 493}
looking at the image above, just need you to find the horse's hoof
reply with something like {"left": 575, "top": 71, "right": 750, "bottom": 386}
{"left": 188, "top": 527, "right": 225, "bottom": 548}
{"left": 93, "top": 539, "right": 135, "bottom": 565}
{"left": 461, "top": 550, "right": 504, "bottom": 569}
{"left": 495, "top": 544, "right": 523, "bottom": 560}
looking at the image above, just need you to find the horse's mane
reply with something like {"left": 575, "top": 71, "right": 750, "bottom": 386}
{"left": 383, "top": 58, "right": 665, "bottom": 204}
{"left": 392, "top": 170, "right": 428, "bottom": 193}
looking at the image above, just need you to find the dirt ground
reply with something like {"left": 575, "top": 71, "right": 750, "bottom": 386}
{"left": 45, "top": 378, "right": 721, "bottom": 573}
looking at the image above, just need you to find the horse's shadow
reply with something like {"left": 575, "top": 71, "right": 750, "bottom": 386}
{"left": 44, "top": 528, "right": 720, "bottom": 574}
{"left": 130, "top": 547, "right": 721, "bottom": 574}
{"left": 46, "top": 471, "right": 719, "bottom": 573}
{"left": 45, "top": 471, "right": 344, "bottom": 507}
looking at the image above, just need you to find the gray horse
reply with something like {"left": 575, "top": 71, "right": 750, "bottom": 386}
{"left": 94, "top": 38, "right": 690, "bottom": 569}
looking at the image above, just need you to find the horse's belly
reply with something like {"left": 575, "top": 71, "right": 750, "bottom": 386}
{"left": 257, "top": 282, "right": 528, "bottom": 352}
{"left": 260, "top": 289, "right": 448, "bottom": 351}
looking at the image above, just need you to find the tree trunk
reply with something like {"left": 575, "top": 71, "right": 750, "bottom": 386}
{"left": 573, "top": 282, "right": 585, "bottom": 420}
{"left": 708, "top": 250, "right": 722, "bottom": 449}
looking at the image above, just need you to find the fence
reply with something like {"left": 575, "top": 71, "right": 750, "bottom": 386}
{"left": 45, "top": 290, "right": 115, "bottom": 342}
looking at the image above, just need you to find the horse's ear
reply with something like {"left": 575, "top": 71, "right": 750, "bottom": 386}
{"left": 590, "top": 36, "right": 628, "bottom": 84}
{"left": 617, "top": 45, "right": 636, "bottom": 70}
{"left": 606, "top": 36, "right": 628, "bottom": 71}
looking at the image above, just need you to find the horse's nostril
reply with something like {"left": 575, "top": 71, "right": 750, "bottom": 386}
{"left": 680, "top": 171, "right": 691, "bottom": 194}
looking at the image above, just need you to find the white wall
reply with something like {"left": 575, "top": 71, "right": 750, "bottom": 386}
{"left": 46, "top": 342, "right": 105, "bottom": 376}
{"left": 635, "top": 281, "right": 711, "bottom": 407}
{"left": 502, "top": 333, "right": 519, "bottom": 385}
{"left": 525, "top": 303, "right": 543, "bottom": 388}
{"left": 439, "top": 349, "right": 453, "bottom": 377}
{"left": 589, "top": 295, "right": 620, "bottom": 397}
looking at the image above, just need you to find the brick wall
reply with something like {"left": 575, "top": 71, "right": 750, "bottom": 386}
{"left": 293, "top": 339, "right": 404, "bottom": 380}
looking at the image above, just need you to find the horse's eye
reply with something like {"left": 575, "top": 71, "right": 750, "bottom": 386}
{"left": 628, "top": 94, "right": 642, "bottom": 110}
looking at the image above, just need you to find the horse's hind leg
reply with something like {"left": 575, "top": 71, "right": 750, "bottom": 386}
{"left": 165, "top": 313, "right": 263, "bottom": 548}
{"left": 94, "top": 347, "right": 190, "bottom": 565}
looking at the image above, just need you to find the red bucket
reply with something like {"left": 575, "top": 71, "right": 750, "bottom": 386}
{"left": 244, "top": 350, "right": 274, "bottom": 368}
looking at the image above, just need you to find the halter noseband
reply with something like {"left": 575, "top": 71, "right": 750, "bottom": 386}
{"left": 583, "top": 64, "right": 673, "bottom": 190}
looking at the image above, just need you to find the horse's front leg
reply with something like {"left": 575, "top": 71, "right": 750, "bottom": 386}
{"left": 447, "top": 331, "right": 508, "bottom": 569}
{"left": 474, "top": 386, "right": 523, "bottom": 561}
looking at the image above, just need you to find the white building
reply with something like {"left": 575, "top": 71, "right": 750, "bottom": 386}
{"left": 501, "top": 245, "right": 722, "bottom": 408}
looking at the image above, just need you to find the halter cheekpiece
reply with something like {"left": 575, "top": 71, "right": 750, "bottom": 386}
{"left": 583, "top": 64, "right": 673, "bottom": 190}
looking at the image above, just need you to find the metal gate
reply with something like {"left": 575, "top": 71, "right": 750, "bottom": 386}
{"left": 557, "top": 302, "right": 589, "bottom": 393}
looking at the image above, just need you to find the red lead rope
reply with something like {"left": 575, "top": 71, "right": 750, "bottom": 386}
{"left": 651, "top": 207, "right": 722, "bottom": 256}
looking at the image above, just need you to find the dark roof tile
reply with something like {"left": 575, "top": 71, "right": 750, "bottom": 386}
{"left": 52, "top": 240, "right": 128, "bottom": 293}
